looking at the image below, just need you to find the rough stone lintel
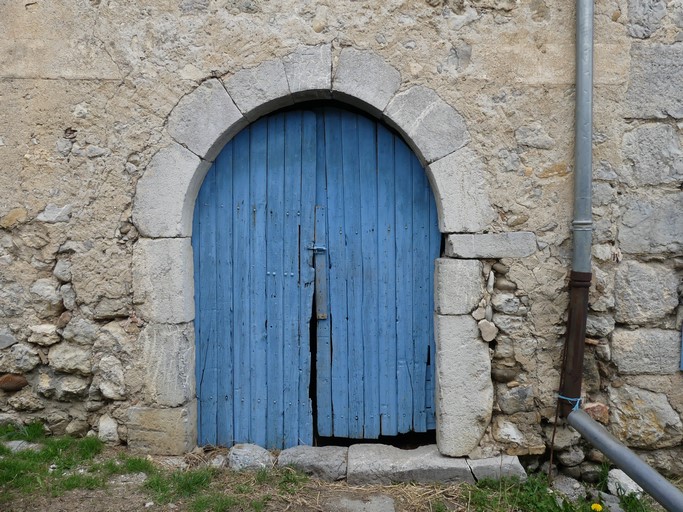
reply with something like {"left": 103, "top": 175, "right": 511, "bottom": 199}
{"left": 127, "top": 401, "right": 197, "bottom": 455}
{"left": 133, "top": 142, "right": 212, "bottom": 238}
{"left": 132, "top": 238, "right": 195, "bottom": 324}
{"left": 445, "top": 232, "right": 537, "bottom": 259}
{"left": 435, "top": 259, "right": 484, "bottom": 315}
{"left": 427, "top": 148, "right": 496, "bottom": 233}
{"left": 434, "top": 314, "right": 493, "bottom": 457}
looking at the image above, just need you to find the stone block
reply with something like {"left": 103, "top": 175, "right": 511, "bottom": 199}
{"left": 612, "top": 328, "right": 680, "bottom": 375}
{"left": 445, "top": 233, "right": 536, "bottom": 259}
{"left": 346, "top": 444, "right": 474, "bottom": 485}
{"left": 466, "top": 455, "right": 527, "bottom": 481}
{"left": 228, "top": 443, "right": 275, "bottom": 470}
{"left": 384, "top": 86, "right": 469, "bottom": 164}
{"left": 127, "top": 402, "right": 197, "bottom": 455}
{"left": 434, "top": 259, "right": 484, "bottom": 315}
{"left": 434, "top": 314, "right": 492, "bottom": 456}
{"left": 132, "top": 238, "right": 195, "bottom": 324}
{"left": 277, "top": 445, "right": 347, "bottom": 481}
{"left": 223, "top": 60, "right": 293, "bottom": 121}
{"left": 0, "top": 327, "right": 17, "bottom": 349}
{"left": 608, "top": 469, "right": 643, "bottom": 498}
{"left": 133, "top": 142, "right": 212, "bottom": 238}
{"left": 427, "top": 148, "right": 496, "bottom": 233}
{"left": 626, "top": 43, "right": 683, "bottom": 119}
{"left": 614, "top": 261, "right": 678, "bottom": 325}
{"left": 48, "top": 343, "right": 92, "bottom": 376}
{"left": 621, "top": 124, "right": 683, "bottom": 186}
{"left": 627, "top": 0, "right": 666, "bottom": 39}
{"left": 618, "top": 193, "right": 682, "bottom": 255}
{"left": 609, "top": 384, "right": 682, "bottom": 449}
{"left": 139, "top": 323, "right": 195, "bottom": 407}
{"left": 332, "top": 48, "right": 401, "bottom": 115}
{"left": 283, "top": 44, "right": 332, "bottom": 100}
{"left": 167, "top": 78, "right": 247, "bottom": 162}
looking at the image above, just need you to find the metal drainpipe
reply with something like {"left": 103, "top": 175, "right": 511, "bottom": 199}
{"left": 558, "top": 0, "right": 593, "bottom": 419}
{"left": 558, "top": 3, "right": 683, "bottom": 510}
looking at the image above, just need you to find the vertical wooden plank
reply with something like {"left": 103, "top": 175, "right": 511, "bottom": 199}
{"left": 195, "top": 163, "right": 219, "bottom": 445}
{"left": 215, "top": 147, "right": 235, "bottom": 446}
{"left": 410, "top": 152, "right": 430, "bottom": 433}
{"left": 358, "top": 114, "right": 380, "bottom": 438}
{"left": 192, "top": 174, "right": 204, "bottom": 444}
{"left": 249, "top": 119, "right": 269, "bottom": 447}
{"left": 283, "top": 112, "right": 302, "bottom": 448}
{"left": 376, "top": 123, "right": 397, "bottom": 436}
{"left": 298, "top": 111, "right": 317, "bottom": 446}
{"left": 266, "top": 113, "right": 286, "bottom": 448}
{"left": 315, "top": 111, "right": 333, "bottom": 438}
{"left": 426, "top": 194, "right": 440, "bottom": 430}
{"left": 341, "top": 111, "right": 364, "bottom": 438}
{"left": 232, "top": 129, "right": 251, "bottom": 444}
{"left": 324, "top": 108, "right": 350, "bottom": 438}
{"left": 394, "top": 138, "right": 414, "bottom": 434}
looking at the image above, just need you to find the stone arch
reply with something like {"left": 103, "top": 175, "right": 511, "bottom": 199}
{"left": 130, "top": 45, "right": 497, "bottom": 456}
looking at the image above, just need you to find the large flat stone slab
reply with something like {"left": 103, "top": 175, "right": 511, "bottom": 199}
{"left": 466, "top": 455, "right": 527, "bottom": 481}
{"left": 277, "top": 445, "right": 347, "bottom": 481}
{"left": 324, "top": 495, "right": 396, "bottom": 512}
{"left": 346, "top": 444, "right": 475, "bottom": 485}
{"left": 434, "top": 258, "right": 484, "bottom": 315}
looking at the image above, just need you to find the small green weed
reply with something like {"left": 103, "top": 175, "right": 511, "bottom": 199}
{"left": 277, "top": 467, "right": 308, "bottom": 494}
{"left": 254, "top": 467, "right": 271, "bottom": 484}
{"left": 431, "top": 500, "right": 448, "bottom": 512}
{"left": 250, "top": 495, "right": 271, "bottom": 511}
{"left": 0, "top": 422, "right": 46, "bottom": 442}
{"left": 144, "top": 468, "right": 215, "bottom": 504}
{"left": 190, "top": 493, "right": 242, "bottom": 512}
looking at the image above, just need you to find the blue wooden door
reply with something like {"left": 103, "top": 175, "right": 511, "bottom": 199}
{"left": 193, "top": 107, "right": 440, "bottom": 449}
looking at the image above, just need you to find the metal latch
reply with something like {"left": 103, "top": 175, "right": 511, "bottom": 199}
{"left": 307, "top": 244, "right": 327, "bottom": 253}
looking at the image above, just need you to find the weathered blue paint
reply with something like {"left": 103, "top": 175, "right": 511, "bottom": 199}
{"left": 193, "top": 107, "right": 440, "bottom": 448}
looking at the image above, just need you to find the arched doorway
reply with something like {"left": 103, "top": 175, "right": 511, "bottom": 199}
{"left": 192, "top": 106, "right": 440, "bottom": 449}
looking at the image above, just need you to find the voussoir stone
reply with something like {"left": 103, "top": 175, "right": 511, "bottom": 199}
{"left": 277, "top": 445, "right": 347, "bottom": 481}
{"left": 346, "top": 444, "right": 474, "bottom": 485}
{"left": 133, "top": 142, "right": 212, "bottom": 238}
{"left": 167, "top": 78, "right": 246, "bottom": 162}
{"left": 435, "top": 315, "right": 492, "bottom": 456}
{"left": 132, "top": 238, "right": 194, "bottom": 324}
{"left": 223, "top": 60, "right": 293, "bottom": 121}
{"left": 427, "top": 148, "right": 496, "bottom": 232}
{"left": 384, "top": 86, "right": 469, "bottom": 164}
{"left": 283, "top": 44, "right": 332, "bottom": 100}
{"left": 445, "top": 233, "right": 536, "bottom": 259}
{"left": 332, "top": 48, "right": 401, "bottom": 115}
{"left": 434, "top": 258, "right": 484, "bottom": 315}
{"left": 612, "top": 328, "right": 680, "bottom": 375}
{"left": 228, "top": 443, "right": 275, "bottom": 470}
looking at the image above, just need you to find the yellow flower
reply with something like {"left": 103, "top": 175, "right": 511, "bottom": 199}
{"left": 591, "top": 504, "right": 603, "bottom": 512}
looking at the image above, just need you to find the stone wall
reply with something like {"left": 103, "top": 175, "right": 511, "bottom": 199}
{"left": 0, "top": 0, "right": 681, "bottom": 475}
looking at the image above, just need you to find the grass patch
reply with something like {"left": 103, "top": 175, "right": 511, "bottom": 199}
{"left": 190, "top": 493, "right": 242, "bottom": 512}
